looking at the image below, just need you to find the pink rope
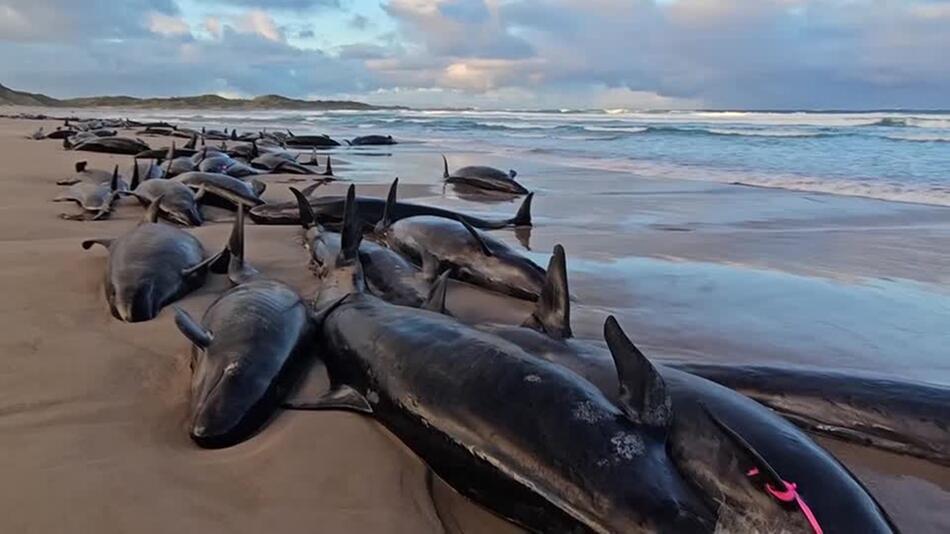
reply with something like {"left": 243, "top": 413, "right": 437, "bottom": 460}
{"left": 747, "top": 468, "right": 823, "bottom": 534}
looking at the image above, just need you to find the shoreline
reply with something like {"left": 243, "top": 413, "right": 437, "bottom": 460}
{"left": 0, "top": 114, "right": 947, "bottom": 532}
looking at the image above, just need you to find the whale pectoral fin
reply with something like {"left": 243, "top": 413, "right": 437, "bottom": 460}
{"left": 182, "top": 247, "right": 231, "bottom": 279}
{"left": 81, "top": 238, "right": 114, "bottom": 250}
{"left": 523, "top": 244, "right": 571, "bottom": 339}
{"left": 456, "top": 216, "right": 493, "bottom": 257}
{"left": 173, "top": 306, "right": 213, "bottom": 349}
{"left": 283, "top": 385, "right": 373, "bottom": 414}
{"left": 604, "top": 316, "right": 672, "bottom": 429}
{"left": 424, "top": 271, "right": 451, "bottom": 314}
{"left": 143, "top": 193, "right": 165, "bottom": 224}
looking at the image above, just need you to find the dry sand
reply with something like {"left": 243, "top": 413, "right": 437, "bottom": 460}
{"left": 0, "top": 115, "right": 947, "bottom": 533}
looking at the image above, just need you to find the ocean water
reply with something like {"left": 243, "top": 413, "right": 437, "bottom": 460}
{"left": 127, "top": 108, "right": 950, "bottom": 206}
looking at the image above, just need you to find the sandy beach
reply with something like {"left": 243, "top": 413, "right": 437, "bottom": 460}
{"left": 0, "top": 113, "right": 948, "bottom": 533}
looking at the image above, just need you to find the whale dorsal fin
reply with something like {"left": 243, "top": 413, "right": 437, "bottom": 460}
{"left": 524, "top": 244, "right": 571, "bottom": 339}
{"left": 322, "top": 156, "right": 333, "bottom": 177}
{"left": 511, "top": 192, "right": 533, "bottom": 227}
{"left": 376, "top": 177, "right": 398, "bottom": 232}
{"left": 509, "top": 169, "right": 518, "bottom": 179}
{"left": 173, "top": 306, "right": 213, "bottom": 349}
{"left": 424, "top": 270, "right": 451, "bottom": 314}
{"left": 109, "top": 165, "right": 120, "bottom": 192}
{"left": 457, "top": 217, "right": 492, "bottom": 257}
{"left": 75, "top": 161, "right": 88, "bottom": 173}
{"left": 130, "top": 161, "right": 140, "bottom": 190}
{"left": 604, "top": 316, "right": 672, "bottom": 428}
{"left": 442, "top": 154, "right": 450, "bottom": 178}
{"left": 337, "top": 185, "right": 362, "bottom": 266}
{"left": 284, "top": 385, "right": 373, "bottom": 414}
{"left": 309, "top": 148, "right": 318, "bottom": 166}
{"left": 290, "top": 186, "right": 317, "bottom": 229}
{"left": 227, "top": 204, "right": 259, "bottom": 285}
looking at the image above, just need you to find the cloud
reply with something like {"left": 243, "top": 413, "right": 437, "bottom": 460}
{"left": 373, "top": 0, "right": 950, "bottom": 108}
{"left": 0, "top": 0, "right": 948, "bottom": 108}
{"left": 147, "top": 13, "right": 191, "bottom": 37}
{"left": 235, "top": 10, "right": 283, "bottom": 42}
{"left": 0, "top": 3, "right": 377, "bottom": 99}
{"left": 349, "top": 14, "right": 371, "bottom": 30}
{"left": 0, "top": 0, "right": 179, "bottom": 41}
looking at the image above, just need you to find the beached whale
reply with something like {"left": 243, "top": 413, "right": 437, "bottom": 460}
{"left": 667, "top": 362, "right": 950, "bottom": 467}
{"left": 289, "top": 192, "right": 822, "bottom": 533}
{"left": 81, "top": 197, "right": 228, "bottom": 322}
{"left": 197, "top": 153, "right": 262, "bottom": 178}
{"left": 374, "top": 181, "right": 544, "bottom": 300}
{"left": 44, "top": 128, "right": 78, "bottom": 140}
{"left": 172, "top": 171, "right": 265, "bottom": 210}
{"left": 125, "top": 165, "right": 203, "bottom": 227}
{"left": 348, "top": 135, "right": 395, "bottom": 146}
{"left": 54, "top": 165, "right": 124, "bottom": 220}
{"left": 248, "top": 178, "right": 532, "bottom": 228}
{"left": 443, "top": 155, "right": 529, "bottom": 195}
{"left": 468, "top": 246, "right": 897, "bottom": 534}
{"left": 173, "top": 206, "right": 317, "bottom": 448}
{"left": 66, "top": 136, "right": 150, "bottom": 155}
{"left": 284, "top": 132, "right": 340, "bottom": 148}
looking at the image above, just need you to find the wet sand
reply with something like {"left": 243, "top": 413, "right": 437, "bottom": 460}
{"left": 0, "top": 114, "right": 948, "bottom": 532}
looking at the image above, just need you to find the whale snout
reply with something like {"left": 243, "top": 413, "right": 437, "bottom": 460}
{"left": 111, "top": 283, "right": 158, "bottom": 322}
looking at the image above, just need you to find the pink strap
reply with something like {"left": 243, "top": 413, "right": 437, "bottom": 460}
{"left": 747, "top": 468, "right": 823, "bottom": 534}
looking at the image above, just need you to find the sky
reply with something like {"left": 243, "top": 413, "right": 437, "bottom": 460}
{"left": 0, "top": 0, "right": 949, "bottom": 110}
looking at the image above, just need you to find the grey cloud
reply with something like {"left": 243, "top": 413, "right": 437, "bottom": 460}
{"left": 0, "top": 4, "right": 378, "bottom": 99}
{"left": 0, "top": 0, "right": 179, "bottom": 42}
{"left": 378, "top": 0, "right": 950, "bottom": 108}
